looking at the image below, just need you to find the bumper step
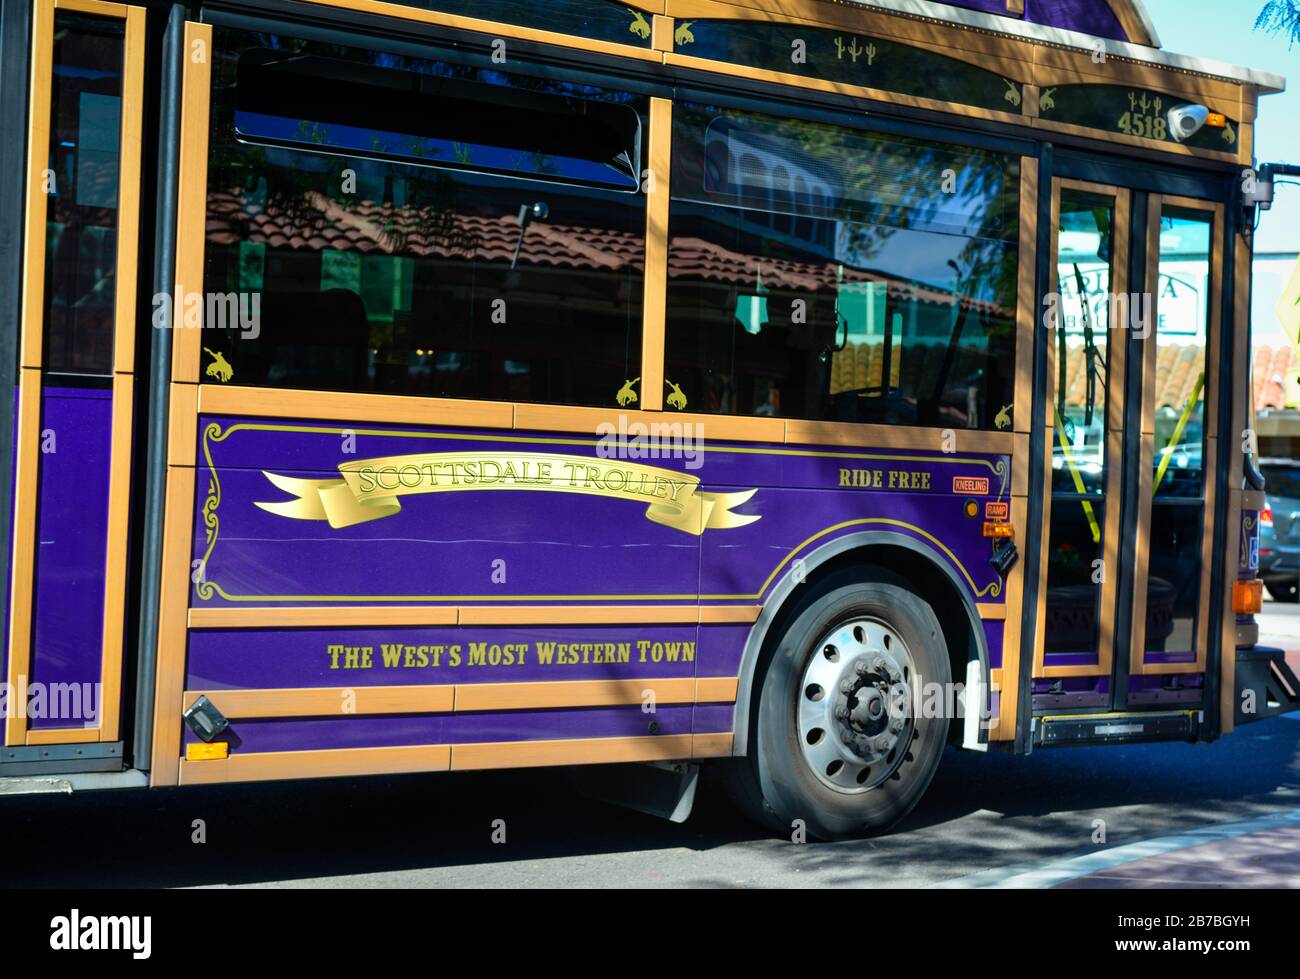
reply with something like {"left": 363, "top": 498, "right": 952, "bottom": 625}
{"left": 1034, "top": 710, "right": 1200, "bottom": 747}
{"left": 1236, "top": 646, "right": 1300, "bottom": 726}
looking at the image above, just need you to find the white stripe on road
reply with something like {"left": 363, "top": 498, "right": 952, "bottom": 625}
{"left": 935, "top": 808, "right": 1300, "bottom": 889}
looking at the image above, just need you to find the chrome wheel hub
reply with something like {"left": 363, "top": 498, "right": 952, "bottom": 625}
{"left": 798, "top": 618, "right": 915, "bottom": 792}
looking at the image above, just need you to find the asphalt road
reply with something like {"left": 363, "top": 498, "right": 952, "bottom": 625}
{"left": 3, "top": 712, "right": 1298, "bottom": 888}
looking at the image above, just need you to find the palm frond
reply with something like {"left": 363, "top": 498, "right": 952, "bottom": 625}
{"left": 1256, "top": 0, "right": 1300, "bottom": 47}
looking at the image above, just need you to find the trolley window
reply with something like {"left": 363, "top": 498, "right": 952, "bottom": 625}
{"left": 200, "top": 28, "right": 648, "bottom": 407}
{"left": 663, "top": 102, "right": 1020, "bottom": 428}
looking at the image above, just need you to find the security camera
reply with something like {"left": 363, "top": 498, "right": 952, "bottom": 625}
{"left": 1167, "top": 104, "right": 1210, "bottom": 143}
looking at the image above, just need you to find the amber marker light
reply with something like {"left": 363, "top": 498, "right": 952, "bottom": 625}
{"left": 1233, "top": 579, "right": 1263, "bottom": 616}
{"left": 983, "top": 522, "right": 1014, "bottom": 539}
{"left": 186, "top": 742, "right": 230, "bottom": 762}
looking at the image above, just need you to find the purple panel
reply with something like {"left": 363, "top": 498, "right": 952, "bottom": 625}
{"left": 182, "top": 415, "right": 1016, "bottom": 756}
{"left": 1028, "top": 0, "right": 1129, "bottom": 40}
{"left": 696, "top": 623, "right": 748, "bottom": 677}
{"left": 189, "top": 416, "right": 1010, "bottom": 608}
{"left": 1032, "top": 676, "right": 1109, "bottom": 694}
{"left": 921, "top": 0, "right": 1130, "bottom": 41}
{"left": 1032, "top": 675, "right": 1108, "bottom": 709}
{"left": 1044, "top": 651, "right": 1100, "bottom": 667}
{"left": 938, "top": 0, "right": 1015, "bottom": 16}
{"left": 189, "top": 705, "right": 696, "bottom": 754}
{"left": 1143, "top": 650, "right": 1198, "bottom": 664}
{"left": 701, "top": 485, "right": 1003, "bottom": 603}
{"left": 186, "top": 625, "right": 708, "bottom": 689}
{"left": 28, "top": 386, "right": 112, "bottom": 730}
{"left": 1128, "top": 672, "right": 1204, "bottom": 706}
{"left": 692, "top": 703, "right": 734, "bottom": 733}
{"left": 193, "top": 466, "right": 700, "bottom": 604}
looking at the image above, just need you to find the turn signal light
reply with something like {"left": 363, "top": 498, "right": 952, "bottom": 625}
{"left": 983, "top": 522, "right": 1014, "bottom": 539}
{"left": 1233, "top": 579, "right": 1263, "bottom": 616}
{"left": 1205, "top": 112, "right": 1228, "bottom": 128}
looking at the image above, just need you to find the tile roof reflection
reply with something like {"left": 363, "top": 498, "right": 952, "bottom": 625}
{"left": 205, "top": 190, "right": 1008, "bottom": 314}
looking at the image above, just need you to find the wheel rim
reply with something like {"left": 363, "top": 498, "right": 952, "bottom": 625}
{"left": 797, "top": 617, "right": 916, "bottom": 793}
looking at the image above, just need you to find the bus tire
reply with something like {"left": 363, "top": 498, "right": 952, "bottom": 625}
{"left": 740, "top": 569, "right": 951, "bottom": 840}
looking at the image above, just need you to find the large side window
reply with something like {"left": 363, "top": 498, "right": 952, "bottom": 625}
{"left": 201, "top": 28, "right": 647, "bottom": 407}
{"left": 663, "top": 103, "right": 1019, "bottom": 428}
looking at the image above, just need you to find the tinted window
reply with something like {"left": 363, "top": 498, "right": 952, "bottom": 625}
{"left": 201, "top": 29, "right": 647, "bottom": 407}
{"left": 663, "top": 103, "right": 1019, "bottom": 426}
{"left": 43, "top": 13, "right": 125, "bottom": 376}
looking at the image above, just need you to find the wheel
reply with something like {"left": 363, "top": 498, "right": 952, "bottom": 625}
{"left": 1265, "top": 580, "right": 1299, "bottom": 603}
{"left": 730, "top": 568, "right": 951, "bottom": 840}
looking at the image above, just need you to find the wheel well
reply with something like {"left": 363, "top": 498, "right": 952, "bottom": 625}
{"left": 736, "top": 542, "right": 987, "bottom": 753}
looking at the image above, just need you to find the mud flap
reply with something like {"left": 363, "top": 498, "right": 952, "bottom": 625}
{"left": 570, "top": 761, "right": 700, "bottom": 823}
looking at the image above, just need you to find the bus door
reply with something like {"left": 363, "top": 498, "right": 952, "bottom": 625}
{"left": 5, "top": 0, "right": 146, "bottom": 752}
{"left": 1036, "top": 177, "right": 1223, "bottom": 713}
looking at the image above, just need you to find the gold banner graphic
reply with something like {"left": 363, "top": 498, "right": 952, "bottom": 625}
{"left": 255, "top": 452, "right": 761, "bottom": 536}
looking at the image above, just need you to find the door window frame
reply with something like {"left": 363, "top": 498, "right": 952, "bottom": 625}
{"left": 6, "top": 0, "right": 145, "bottom": 748}
{"left": 1128, "top": 194, "right": 1225, "bottom": 677}
{"left": 1033, "top": 178, "right": 1131, "bottom": 680}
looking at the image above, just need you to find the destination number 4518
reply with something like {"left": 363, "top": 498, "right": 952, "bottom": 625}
{"left": 1118, "top": 112, "right": 1169, "bottom": 140}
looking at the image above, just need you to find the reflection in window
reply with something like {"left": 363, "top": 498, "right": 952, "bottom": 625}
{"left": 1044, "top": 501, "right": 1107, "bottom": 656}
{"left": 1044, "top": 189, "right": 1115, "bottom": 657}
{"left": 1152, "top": 208, "right": 1211, "bottom": 499}
{"left": 1052, "top": 191, "right": 1113, "bottom": 497}
{"left": 1145, "top": 206, "right": 1214, "bottom": 656}
{"left": 201, "top": 29, "right": 647, "bottom": 407}
{"left": 664, "top": 104, "right": 1019, "bottom": 427}
{"left": 43, "top": 13, "right": 125, "bottom": 376}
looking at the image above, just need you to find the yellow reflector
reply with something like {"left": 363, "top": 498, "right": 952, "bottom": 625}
{"left": 186, "top": 742, "right": 229, "bottom": 762}
{"left": 964, "top": 500, "right": 979, "bottom": 519}
{"left": 983, "top": 522, "right": 1014, "bottom": 539}
{"left": 1233, "top": 579, "right": 1263, "bottom": 616}
{"left": 1205, "top": 112, "right": 1227, "bottom": 128}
